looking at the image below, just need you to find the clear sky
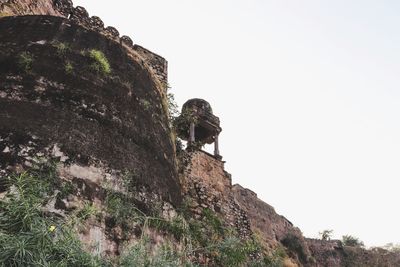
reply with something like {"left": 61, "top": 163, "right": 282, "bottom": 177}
{"left": 74, "top": 0, "right": 400, "bottom": 247}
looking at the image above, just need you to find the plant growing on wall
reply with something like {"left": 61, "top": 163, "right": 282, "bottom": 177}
{"left": 87, "top": 49, "right": 111, "bottom": 75}
{"left": 17, "top": 51, "right": 33, "bottom": 72}
{"left": 0, "top": 171, "right": 102, "bottom": 266}
{"left": 342, "top": 235, "right": 364, "bottom": 247}
{"left": 319, "top": 229, "right": 333, "bottom": 241}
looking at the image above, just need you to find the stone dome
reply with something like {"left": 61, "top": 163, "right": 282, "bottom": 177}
{"left": 182, "top": 98, "right": 213, "bottom": 115}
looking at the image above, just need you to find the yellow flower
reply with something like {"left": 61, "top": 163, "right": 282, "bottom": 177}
{"left": 49, "top": 225, "right": 56, "bottom": 232}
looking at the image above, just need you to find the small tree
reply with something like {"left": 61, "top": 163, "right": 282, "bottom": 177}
{"left": 342, "top": 235, "right": 364, "bottom": 247}
{"left": 319, "top": 230, "right": 333, "bottom": 241}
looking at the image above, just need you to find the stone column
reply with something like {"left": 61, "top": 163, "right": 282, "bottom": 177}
{"left": 214, "top": 133, "right": 220, "bottom": 157}
{"left": 189, "top": 122, "right": 195, "bottom": 143}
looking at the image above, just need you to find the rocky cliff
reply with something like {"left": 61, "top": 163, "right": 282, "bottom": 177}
{"left": 1, "top": 1, "right": 399, "bottom": 266}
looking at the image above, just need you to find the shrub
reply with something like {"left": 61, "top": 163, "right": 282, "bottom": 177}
{"left": 53, "top": 42, "right": 70, "bottom": 56}
{"left": 120, "top": 238, "right": 194, "bottom": 267}
{"left": 319, "top": 229, "right": 333, "bottom": 241}
{"left": 215, "top": 237, "right": 250, "bottom": 266}
{"left": 104, "top": 190, "right": 147, "bottom": 230}
{"left": 65, "top": 61, "right": 74, "bottom": 74}
{"left": 0, "top": 172, "right": 101, "bottom": 266}
{"left": 261, "top": 246, "right": 286, "bottom": 267}
{"left": 342, "top": 235, "right": 364, "bottom": 247}
{"left": 17, "top": 52, "right": 33, "bottom": 72}
{"left": 281, "top": 233, "right": 308, "bottom": 264}
{"left": 88, "top": 49, "right": 111, "bottom": 75}
{"left": 76, "top": 202, "right": 99, "bottom": 221}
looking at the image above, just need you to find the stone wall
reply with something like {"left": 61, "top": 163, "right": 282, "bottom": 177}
{"left": 232, "top": 184, "right": 301, "bottom": 245}
{"left": 0, "top": 15, "right": 180, "bottom": 205}
{"left": 180, "top": 150, "right": 253, "bottom": 239}
{"left": 0, "top": 0, "right": 169, "bottom": 92}
{"left": 133, "top": 45, "right": 168, "bottom": 91}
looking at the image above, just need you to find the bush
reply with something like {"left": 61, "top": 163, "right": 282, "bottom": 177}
{"left": 342, "top": 235, "right": 364, "bottom": 247}
{"left": 0, "top": 172, "right": 102, "bottom": 266}
{"left": 88, "top": 49, "right": 111, "bottom": 75}
{"left": 119, "top": 238, "right": 192, "bottom": 267}
{"left": 281, "top": 233, "right": 308, "bottom": 264}
{"left": 0, "top": 168, "right": 279, "bottom": 266}
{"left": 104, "top": 191, "right": 143, "bottom": 226}
{"left": 319, "top": 229, "right": 333, "bottom": 241}
{"left": 53, "top": 42, "right": 71, "bottom": 56}
{"left": 261, "top": 246, "right": 286, "bottom": 267}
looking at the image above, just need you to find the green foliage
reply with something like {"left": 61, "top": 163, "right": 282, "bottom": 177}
{"left": 65, "top": 61, "right": 74, "bottom": 74}
{"left": 17, "top": 52, "right": 33, "bottom": 72}
{"left": 105, "top": 191, "right": 144, "bottom": 226}
{"left": 58, "top": 179, "right": 75, "bottom": 199}
{"left": 0, "top": 172, "right": 102, "bottom": 267}
{"left": 119, "top": 238, "right": 193, "bottom": 267}
{"left": 319, "top": 229, "right": 333, "bottom": 241}
{"left": 87, "top": 49, "right": 111, "bottom": 75}
{"left": 215, "top": 237, "right": 255, "bottom": 266}
{"left": 281, "top": 233, "right": 308, "bottom": 263}
{"left": 166, "top": 83, "right": 179, "bottom": 120}
{"left": 76, "top": 202, "right": 99, "bottom": 221}
{"left": 53, "top": 42, "right": 71, "bottom": 57}
{"left": 342, "top": 235, "right": 364, "bottom": 247}
{"left": 202, "top": 208, "right": 224, "bottom": 236}
{"left": 0, "top": 168, "right": 279, "bottom": 266}
{"left": 149, "top": 215, "right": 189, "bottom": 241}
{"left": 261, "top": 246, "right": 286, "bottom": 267}
{"left": 121, "top": 170, "right": 140, "bottom": 191}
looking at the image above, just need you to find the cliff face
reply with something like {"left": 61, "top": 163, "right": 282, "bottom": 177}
{"left": 1, "top": 1, "right": 400, "bottom": 266}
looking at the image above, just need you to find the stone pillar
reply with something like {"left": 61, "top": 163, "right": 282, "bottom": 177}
{"left": 189, "top": 122, "right": 195, "bottom": 143}
{"left": 214, "top": 133, "right": 220, "bottom": 157}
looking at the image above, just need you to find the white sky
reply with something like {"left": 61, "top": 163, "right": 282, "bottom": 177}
{"left": 74, "top": 0, "right": 400, "bottom": 247}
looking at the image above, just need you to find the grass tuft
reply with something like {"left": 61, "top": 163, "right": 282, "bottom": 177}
{"left": 65, "top": 61, "right": 74, "bottom": 74}
{"left": 88, "top": 49, "right": 111, "bottom": 75}
{"left": 17, "top": 52, "right": 34, "bottom": 72}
